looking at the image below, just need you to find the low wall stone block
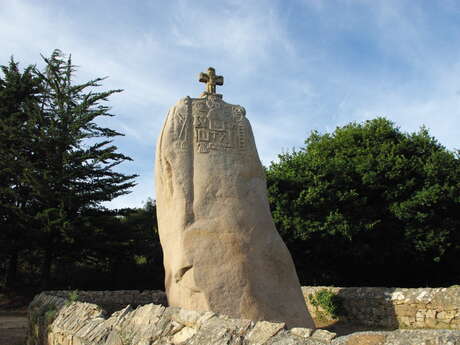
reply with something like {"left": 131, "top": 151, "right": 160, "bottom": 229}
{"left": 302, "top": 286, "right": 460, "bottom": 330}
{"left": 27, "top": 288, "right": 460, "bottom": 345}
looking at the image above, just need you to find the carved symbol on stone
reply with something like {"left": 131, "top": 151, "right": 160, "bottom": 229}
{"left": 174, "top": 99, "right": 191, "bottom": 151}
{"left": 177, "top": 112, "right": 187, "bottom": 140}
{"left": 232, "top": 106, "right": 246, "bottom": 150}
{"left": 208, "top": 107, "right": 225, "bottom": 131}
{"left": 197, "top": 142, "right": 209, "bottom": 153}
{"left": 193, "top": 101, "right": 208, "bottom": 115}
{"left": 192, "top": 98, "right": 246, "bottom": 154}
{"left": 232, "top": 106, "right": 245, "bottom": 121}
{"left": 197, "top": 128, "right": 209, "bottom": 141}
{"left": 238, "top": 125, "right": 245, "bottom": 150}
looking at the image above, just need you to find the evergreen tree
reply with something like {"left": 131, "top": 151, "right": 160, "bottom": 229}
{"left": 51, "top": 199, "right": 163, "bottom": 290}
{"left": 0, "top": 59, "right": 43, "bottom": 287}
{"left": 0, "top": 50, "right": 137, "bottom": 288}
{"left": 76, "top": 199, "right": 163, "bottom": 290}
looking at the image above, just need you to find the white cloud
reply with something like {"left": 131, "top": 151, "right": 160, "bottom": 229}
{"left": 2, "top": 0, "right": 459, "bottom": 209}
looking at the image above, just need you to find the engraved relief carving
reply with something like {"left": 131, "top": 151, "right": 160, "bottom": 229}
{"left": 174, "top": 97, "right": 191, "bottom": 151}
{"left": 189, "top": 97, "right": 247, "bottom": 154}
{"left": 193, "top": 100, "right": 210, "bottom": 153}
{"left": 233, "top": 106, "right": 246, "bottom": 151}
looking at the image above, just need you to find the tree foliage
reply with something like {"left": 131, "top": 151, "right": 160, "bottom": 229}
{"left": 0, "top": 50, "right": 138, "bottom": 288}
{"left": 51, "top": 199, "right": 164, "bottom": 290}
{"left": 267, "top": 118, "right": 460, "bottom": 286}
{"left": 0, "top": 59, "right": 43, "bottom": 287}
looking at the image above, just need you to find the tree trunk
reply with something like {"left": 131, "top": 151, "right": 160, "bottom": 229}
{"left": 40, "top": 248, "right": 53, "bottom": 290}
{"left": 5, "top": 250, "right": 18, "bottom": 288}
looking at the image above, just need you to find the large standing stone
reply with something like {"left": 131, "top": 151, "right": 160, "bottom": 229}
{"left": 155, "top": 70, "right": 314, "bottom": 329}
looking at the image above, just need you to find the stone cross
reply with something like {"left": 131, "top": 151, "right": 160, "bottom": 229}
{"left": 199, "top": 67, "right": 224, "bottom": 95}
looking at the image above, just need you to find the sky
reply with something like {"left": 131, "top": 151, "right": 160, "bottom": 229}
{"left": 2, "top": 0, "right": 460, "bottom": 209}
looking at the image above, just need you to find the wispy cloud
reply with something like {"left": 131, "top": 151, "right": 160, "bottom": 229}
{"left": 2, "top": 0, "right": 459, "bottom": 208}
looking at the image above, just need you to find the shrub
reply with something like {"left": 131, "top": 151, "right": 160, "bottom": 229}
{"left": 308, "top": 289, "right": 345, "bottom": 319}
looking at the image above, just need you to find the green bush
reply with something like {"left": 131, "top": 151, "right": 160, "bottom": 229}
{"left": 308, "top": 289, "right": 345, "bottom": 319}
{"left": 65, "top": 290, "right": 79, "bottom": 305}
{"left": 44, "top": 307, "right": 57, "bottom": 324}
{"left": 267, "top": 118, "right": 460, "bottom": 287}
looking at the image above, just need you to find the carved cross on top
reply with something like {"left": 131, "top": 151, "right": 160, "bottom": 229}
{"left": 199, "top": 67, "right": 224, "bottom": 96}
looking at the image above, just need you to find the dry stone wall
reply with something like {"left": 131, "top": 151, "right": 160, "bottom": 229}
{"left": 302, "top": 286, "right": 460, "bottom": 329}
{"left": 28, "top": 290, "right": 460, "bottom": 345}
{"left": 44, "top": 290, "right": 167, "bottom": 314}
{"left": 27, "top": 292, "right": 335, "bottom": 345}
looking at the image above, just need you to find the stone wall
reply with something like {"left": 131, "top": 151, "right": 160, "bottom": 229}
{"left": 31, "top": 286, "right": 460, "bottom": 330}
{"left": 43, "top": 290, "right": 167, "bottom": 314}
{"left": 302, "top": 286, "right": 460, "bottom": 329}
{"left": 28, "top": 290, "right": 460, "bottom": 345}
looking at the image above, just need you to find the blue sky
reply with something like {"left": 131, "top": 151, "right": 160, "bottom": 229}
{"left": 2, "top": 0, "right": 460, "bottom": 209}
